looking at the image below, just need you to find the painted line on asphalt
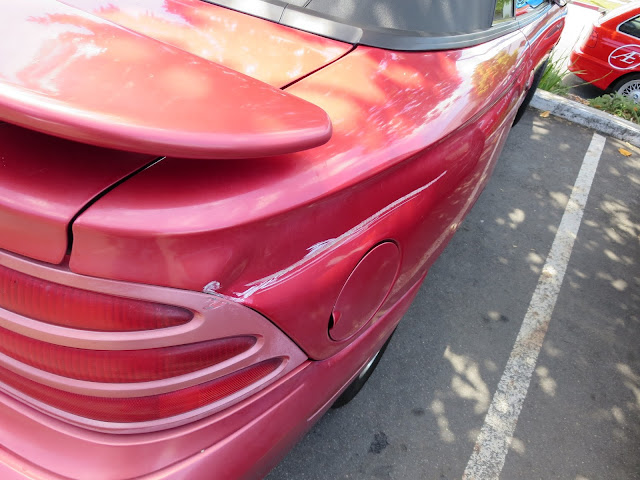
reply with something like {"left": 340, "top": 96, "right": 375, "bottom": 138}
{"left": 462, "top": 132, "right": 607, "bottom": 480}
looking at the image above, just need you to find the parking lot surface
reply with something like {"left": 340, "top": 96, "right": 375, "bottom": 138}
{"left": 268, "top": 108, "right": 640, "bottom": 480}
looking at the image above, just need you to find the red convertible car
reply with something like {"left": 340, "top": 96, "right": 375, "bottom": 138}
{"left": 570, "top": 3, "right": 640, "bottom": 101}
{"left": 0, "top": 1, "right": 565, "bottom": 478}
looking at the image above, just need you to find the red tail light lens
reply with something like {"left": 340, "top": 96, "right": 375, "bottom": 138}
{"left": 0, "top": 264, "right": 192, "bottom": 331}
{"left": 586, "top": 30, "right": 599, "bottom": 48}
{"left": 0, "top": 327, "right": 255, "bottom": 382}
{"left": 0, "top": 359, "right": 281, "bottom": 422}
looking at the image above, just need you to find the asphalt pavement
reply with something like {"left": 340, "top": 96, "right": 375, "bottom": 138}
{"left": 267, "top": 108, "right": 640, "bottom": 480}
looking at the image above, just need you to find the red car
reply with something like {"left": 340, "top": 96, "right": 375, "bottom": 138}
{"left": 0, "top": 1, "right": 565, "bottom": 478}
{"left": 570, "top": 3, "right": 640, "bottom": 100}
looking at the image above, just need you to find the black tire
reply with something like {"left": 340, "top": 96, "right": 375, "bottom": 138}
{"left": 331, "top": 329, "right": 395, "bottom": 408}
{"left": 611, "top": 73, "right": 640, "bottom": 103}
{"left": 513, "top": 59, "right": 548, "bottom": 127}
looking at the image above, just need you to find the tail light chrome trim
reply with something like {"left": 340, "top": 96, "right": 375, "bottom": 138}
{"left": 0, "top": 250, "right": 307, "bottom": 434}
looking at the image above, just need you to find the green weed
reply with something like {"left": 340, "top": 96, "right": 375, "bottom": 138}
{"left": 538, "top": 55, "right": 572, "bottom": 96}
{"left": 589, "top": 93, "right": 640, "bottom": 124}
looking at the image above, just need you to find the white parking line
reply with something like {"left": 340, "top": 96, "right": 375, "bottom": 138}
{"left": 462, "top": 132, "right": 607, "bottom": 480}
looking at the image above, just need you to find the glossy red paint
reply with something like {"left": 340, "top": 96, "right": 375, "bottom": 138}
{"left": 569, "top": 4, "right": 640, "bottom": 90}
{"left": 0, "top": 1, "right": 332, "bottom": 159}
{"left": 0, "top": 1, "right": 566, "bottom": 478}
{"left": 72, "top": 31, "right": 531, "bottom": 359}
{"left": 520, "top": 5, "right": 566, "bottom": 73}
{"left": 0, "top": 123, "right": 154, "bottom": 264}
{"left": 329, "top": 242, "right": 400, "bottom": 342}
{"left": 60, "top": 0, "right": 353, "bottom": 88}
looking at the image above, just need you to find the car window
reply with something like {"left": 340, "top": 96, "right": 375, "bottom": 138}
{"left": 619, "top": 15, "right": 640, "bottom": 39}
{"left": 302, "top": 0, "right": 499, "bottom": 35}
{"left": 209, "top": 0, "right": 539, "bottom": 50}
{"left": 494, "top": 0, "right": 514, "bottom": 22}
{"left": 516, "top": 0, "right": 547, "bottom": 16}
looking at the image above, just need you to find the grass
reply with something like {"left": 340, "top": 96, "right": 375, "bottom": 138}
{"left": 538, "top": 54, "right": 572, "bottom": 96}
{"left": 589, "top": 93, "right": 640, "bottom": 123}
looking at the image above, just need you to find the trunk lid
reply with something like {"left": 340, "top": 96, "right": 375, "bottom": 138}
{"left": 0, "top": 1, "right": 333, "bottom": 159}
{"left": 0, "top": 0, "right": 344, "bottom": 264}
{"left": 59, "top": 0, "right": 352, "bottom": 88}
{"left": 0, "top": 123, "right": 155, "bottom": 264}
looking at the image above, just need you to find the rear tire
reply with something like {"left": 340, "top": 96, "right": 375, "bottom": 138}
{"left": 612, "top": 74, "right": 640, "bottom": 103}
{"left": 331, "top": 329, "right": 395, "bottom": 408}
{"left": 513, "top": 59, "right": 548, "bottom": 126}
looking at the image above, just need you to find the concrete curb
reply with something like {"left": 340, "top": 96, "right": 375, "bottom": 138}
{"left": 531, "top": 89, "right": 640, "bottom": 147}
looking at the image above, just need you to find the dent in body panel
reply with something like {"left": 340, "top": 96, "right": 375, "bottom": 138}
{"left": 232, "top": 171, "right": 447, "bottom": 300}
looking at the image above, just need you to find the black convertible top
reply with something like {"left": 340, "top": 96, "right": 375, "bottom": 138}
{"left": 204, "top": 0, "right": 552, "bottom": 51}
{"left": 301, "top": 0, "right": 495, "bottom": 35}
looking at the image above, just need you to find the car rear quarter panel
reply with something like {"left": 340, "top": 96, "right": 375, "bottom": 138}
{"left": 519, "top": 4, "right": 566, "bottom": 72}
{"left": 71, "top": 30, "right": 530, "bottom": 359}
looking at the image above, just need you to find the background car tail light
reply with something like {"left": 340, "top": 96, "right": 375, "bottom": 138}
{"left": 0, "top": 327, "right": 256, "bottom": 383}
{"left": 0, "top": 358, "right": 281, "bottom": 422}
{"left": 0, "top": 264, "right": 192, "bottom": 331}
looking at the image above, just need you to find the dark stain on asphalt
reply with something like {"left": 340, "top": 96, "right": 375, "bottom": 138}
{"left": 369, "top": 431, "right": 389, "bottom": 454}
{"left": 411, "top": 407, "right": 425, "bottom": 416}
{"left": 482, "top": 314, "right": 510, "bottom": 323}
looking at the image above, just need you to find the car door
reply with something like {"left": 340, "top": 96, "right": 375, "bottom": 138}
{"left": 602, "top": 11, "right": 640, "bottom": 73}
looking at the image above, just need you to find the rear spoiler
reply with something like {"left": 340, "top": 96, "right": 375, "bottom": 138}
{"left": 0, "top": 1, "right": 332, "bottom": 159}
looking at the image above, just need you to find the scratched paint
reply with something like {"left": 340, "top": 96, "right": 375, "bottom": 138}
{"left": 229, "top": 171, "right": 448, "bottom": 300}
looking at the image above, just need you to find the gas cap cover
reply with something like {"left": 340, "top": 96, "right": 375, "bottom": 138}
{"left": 329, "top": 242, "right": 400, "bottom": 342}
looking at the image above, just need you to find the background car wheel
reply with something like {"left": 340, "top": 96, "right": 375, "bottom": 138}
{"left": 331, "top": 329, "right": 396, "bottom": 408}
{"left": 513, "top": 59, "right": 548, "bottom": 126}
{"left": 612, "top": 74, "right": 640, "bottom": 103}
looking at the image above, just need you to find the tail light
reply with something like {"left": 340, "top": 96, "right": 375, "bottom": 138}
{"left": 0, "top": 262, "right": 305, "bottom": 428}
{"left": 0, "top": 326, "right": 255, "bottom": 383}
{"left": 0, "top": 263, "right": 192, "bottom": 331}
{"left": 0, "top": 359, "right": 281, "bottom": 423}
{"left": 585, "top": 30, "right": 599, "bottom": 48}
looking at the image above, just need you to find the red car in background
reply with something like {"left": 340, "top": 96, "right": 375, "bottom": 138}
{"left": 570, "top": 3, "right": 640, "bottom": 101}
{"left": 0, "top": 0, "right": 565, "bottom": 478}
